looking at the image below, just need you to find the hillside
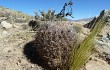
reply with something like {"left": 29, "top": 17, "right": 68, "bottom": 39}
{"left": 0, "top": 6, "right": 34, "bottom": 23}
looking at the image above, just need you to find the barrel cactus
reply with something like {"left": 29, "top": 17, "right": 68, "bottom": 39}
{"left": 34, "top": 22, "right": 78, "bottom": 70}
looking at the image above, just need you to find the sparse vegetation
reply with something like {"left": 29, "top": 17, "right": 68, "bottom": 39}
{"left": 29, "top": 9, "right": 69, "bottom": 30}
{"left": 1, "top": 1, "right": 110, "bottom": 70}
{"left": 28, "top": 0, "right": 74, "bottom": 30}
{"left": 35, "top": 9, "right": 68, "bottom": 21}
{"left": 0, "top": 6, "right": 33, "bottom": 23}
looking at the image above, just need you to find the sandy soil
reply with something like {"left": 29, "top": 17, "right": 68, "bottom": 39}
{"left": 0, "top": 22, "right": 110, "bottom": 70}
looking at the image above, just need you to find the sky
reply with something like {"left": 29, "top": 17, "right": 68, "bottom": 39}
{"left": 0, "top": 0, "right": 110, "bottom": 20}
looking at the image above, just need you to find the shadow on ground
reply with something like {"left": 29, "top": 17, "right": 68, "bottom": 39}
{"left": 23, "top": 41, "right": 50, "bottom": 70}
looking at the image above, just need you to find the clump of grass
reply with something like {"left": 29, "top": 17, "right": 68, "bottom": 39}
{"left": 70, "top": 11, "right": 109, "bottom": 70}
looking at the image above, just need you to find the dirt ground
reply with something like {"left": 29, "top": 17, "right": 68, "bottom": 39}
{"left": 0, "top": 22, "right": 110, "bottom": 70}
{"left": 0, "top": 23, "right": 46, "bottom": 70}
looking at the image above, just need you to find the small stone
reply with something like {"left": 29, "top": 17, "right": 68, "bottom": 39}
{"left": 8, "top": 50, "right": 11, "bottom": 52}
{"left": 1, "top": 21, "right": 13, "bottom": 29}
{"left": 18, "top": 59, "right": 21, "bottom": 63}
{"left": 3, "top": 31, "right": 8, "bottom": 35}
{"left": 31, "top": 65, "right": 34, "bottom": 68}
{"left": 16, "top": 62, "right": 19, "bottom": 65}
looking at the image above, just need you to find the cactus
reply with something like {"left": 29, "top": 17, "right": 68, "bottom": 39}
{"left": 34, "top": 22, "right": 77, "bottom": 70}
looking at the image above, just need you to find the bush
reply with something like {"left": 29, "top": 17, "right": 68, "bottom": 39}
{"left": 34, "top": 22, "right": 77, "bottom": 70}
{"left": 28, "top": 20, "right": 40, "bottom": 30}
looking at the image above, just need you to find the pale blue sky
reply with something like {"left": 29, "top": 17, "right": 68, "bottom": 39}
{"left": 0, "top": 0, "right": 110, "bottom": 20}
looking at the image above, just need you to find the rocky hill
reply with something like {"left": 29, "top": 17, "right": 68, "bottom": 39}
{"left": 0, "top": 6, "right": 34, "bottom": 23}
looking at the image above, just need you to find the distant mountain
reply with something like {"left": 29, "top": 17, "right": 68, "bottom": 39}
{"left": 0, "top": 6, "right": 34, "bottom": 23}
{"left": 73, "top": 17, "right": 94, "bottom": 22}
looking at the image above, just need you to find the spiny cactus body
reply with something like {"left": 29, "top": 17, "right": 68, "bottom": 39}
{"left": 34, "top": 22, "right": 77, "bottom": 70}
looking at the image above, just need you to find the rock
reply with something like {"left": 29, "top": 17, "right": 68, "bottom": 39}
{"left": 15, "top": 18, "right": 27, "bottom": 23}
{"left": 13, "top": 24, "right": 19, "bottom": 28}
{"left": 2, "top": 31, "right": 8, "bottom": 35}
{"left": 105, "top": 54, "right": 110, "bottom": 64}
{"left": 95, "top": 33, "right": 110, "bottom": 64}
{"left": 101, "top": 52, "right": 110, "bottom": 64}
{"left": 95, "top": 32, "right": 110, "bottom": 59}
{"left": 1, "top": 21, "right": 12, "bottom": 29}
{"left": 95, "top": 43, "right": 110, "bottom": 54}
{"left": 0, "top": 17, "right": 7, "bottom": 22}
{"left": 85, "top": 58, "right": 110, "bottom": 70}
{"left": 84, "top": 10, "right": 110, "bottom": 30}
{"left": 84, "top": 16, "right": 97, "bottom": 29}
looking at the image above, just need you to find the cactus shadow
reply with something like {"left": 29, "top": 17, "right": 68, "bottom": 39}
{"left": 23, "top": 40, "right": 50, "bottom": 70}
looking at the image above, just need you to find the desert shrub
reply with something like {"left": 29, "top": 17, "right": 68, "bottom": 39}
{"left": 69, "top": 11, "right": 109, "bottom": 70}
{"left": 34, "top": 9, "right": 68, "bottom": 21}
{"left": 40, "top": 10, "right": 57, "bottom": 21}
{"left": 28, "top": 6, "right": 70, "bottom": 30}
{"left": 34, "top": 22, "right": 77, "bottom": 70}
{"left": 28, "top": 20, "right": 40, "bottom": 30}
